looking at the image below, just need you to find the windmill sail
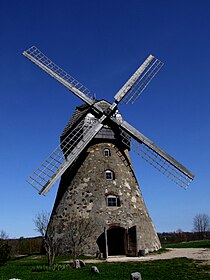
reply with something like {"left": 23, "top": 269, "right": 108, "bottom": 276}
{"left": 114, "top": 55, "right": 163, "bottom": 105}
{"left": 23, "top": 46, "right": 95, "bottom": 106}
{"left": 27, "top": 117, "right": 104, "bottom": 195}
{"left": 117, "top": 119, "right": 194, "bottom": 189}
{"left": 23, "top": 46, "right": 194, "bottom": 193}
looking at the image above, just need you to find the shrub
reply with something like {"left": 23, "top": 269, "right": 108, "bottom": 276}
{"left": 0, "top": 242, "right": 11, "bottom": 266}
{"left": 32, "top": 263, "right": 71, "bottom": 272}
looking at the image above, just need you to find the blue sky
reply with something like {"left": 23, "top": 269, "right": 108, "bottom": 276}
{"left": 1, "top": 0, "right": 210, "bottom": 238}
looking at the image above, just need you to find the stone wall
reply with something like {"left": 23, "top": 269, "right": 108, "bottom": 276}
{"left": 49, "top": 140, "right": 161, "bottom": 256}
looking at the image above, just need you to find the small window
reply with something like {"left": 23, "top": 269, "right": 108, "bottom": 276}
{"left": 105, "top": 170, "right": 114, "bottom": 180}
{"left": 104, "top": 148, "right": 111, "bottom": 157}
{"left": 107, "top": 195, "right": 120, "bottom": 207}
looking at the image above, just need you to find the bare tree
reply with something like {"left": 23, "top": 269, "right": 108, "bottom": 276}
{"left": 34, "top": 211, "right": 57, "bottom": 265}
{"left": 0, "top": 230, "right": 9, "bottom": 240}
{"left": 59, "top": 214, "right": 96, "bottom": 259}
{"left": 34, "top": 211, "right": 96, "bottom": 262}
{"left": 175, "top": 228, "right": 187, "bottom": 242}
{"left": 0, "top": 230, "right": 10, "bottom": 266}
{"left": 34, "top": 211, "right": 50, "bottom": 237}
{"left": 193, "top": 213, "right": 210, "bottom": 239}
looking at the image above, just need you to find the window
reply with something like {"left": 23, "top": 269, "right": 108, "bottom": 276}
{"left": 107, "top": 195, "right": 120, "bottom": 207}
{"left": 105, "top": 170, "right": 114, "bottom": 180}
{"left": 104, "top": 148, "right": 111, "bottom": 157}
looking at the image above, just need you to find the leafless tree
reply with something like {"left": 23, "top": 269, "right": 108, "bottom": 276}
{"left": 60, "top": 213, "right": 96, "bottom": 259}
{"left": 175, "top": 228, "right": 187, "bottom": 242}
{"left": 34, "top": 211, "right": 50, "bottom": 237}
{"left": 34, "top": 211, "right": 58, "bottom": 265}
{"left": 193, "top": 213, "right": 210, "bottom": 239}
{"left": 0, "top": 230, "right": 10, "bottom": 266}
{"left": 34, "top": 211, "right": 96, "bottom": 262}
{"left": 0, "top": 230, "right": 9, "bottom": 240}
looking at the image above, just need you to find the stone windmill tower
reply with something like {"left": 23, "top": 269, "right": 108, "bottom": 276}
{"left": 23, "top": 46, "right": 194, "bottom": 257}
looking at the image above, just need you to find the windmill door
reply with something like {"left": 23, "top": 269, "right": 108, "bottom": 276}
{"left": 97, "top": 226, "right": 127, "bottom": 257}
{"left": 127, "top": 226, "right": 137, "bottom": 256}
{"left": 107, "top": 227, "right": 126, "bottom": 256}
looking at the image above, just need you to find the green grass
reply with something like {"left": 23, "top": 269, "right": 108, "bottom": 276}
{"left": 163, "top": 239, "right": 210, "bottom": 249}
{"left": 0, "top": 255, "right": 210, "bottom": 280}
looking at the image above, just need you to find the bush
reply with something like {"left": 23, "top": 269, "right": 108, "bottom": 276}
{"left": 0, "top": 242, "right": 11, "bottom": 266}
{"left": 32, "top": 263, "right": 71, "bottom": 272}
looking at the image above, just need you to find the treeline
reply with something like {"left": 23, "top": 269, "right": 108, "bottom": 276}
{"left": 6, "top": 236, "right": 43, "bottom": 256}
{"left": 5, "top": 232, "right": 210, "bottom": 256}
{"left": 158, "top": 231, "right": 210, "bottom": 244}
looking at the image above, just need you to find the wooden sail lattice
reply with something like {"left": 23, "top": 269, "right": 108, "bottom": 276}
{"left": 120, "top": 131, "right": 193, "bottom": 189}
{"left": 119, "top": 57, "right": 163, "bottom": 105}
{"left": 26, "top": 118, "right": 102, "bottom": 195}
{"left": 23, "top": 46, "right": 194, "bottom": 194}
{"left": 23, "top": 46, "right": 95, "bottom": 104}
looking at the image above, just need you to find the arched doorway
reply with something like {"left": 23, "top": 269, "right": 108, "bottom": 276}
{"left": 97, "top": 226, "right": 127, "bottom": 257}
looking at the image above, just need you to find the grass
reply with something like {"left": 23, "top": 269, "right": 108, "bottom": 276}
{"left": 163, "top": 239, "right": 210, "bottom": 249}
{"left": 0, "top": 255, "right": 210, "bottom": 280}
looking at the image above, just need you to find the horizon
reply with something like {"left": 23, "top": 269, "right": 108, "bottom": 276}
{"left": 1, "top": 0, "right": 210, "bottom": 238}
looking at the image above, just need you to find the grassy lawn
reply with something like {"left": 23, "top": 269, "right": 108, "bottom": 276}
{"left": 163, "top": 239, "right": 210, "bottom": 249}
{"left": 0, "top": 255, "right": 210, "bottom": 280}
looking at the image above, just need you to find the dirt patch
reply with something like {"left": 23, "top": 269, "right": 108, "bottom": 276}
{"left": 63, "top": 248, "right": 210, "bottom": 264}
{"left": 104, "top": 248, "right": 210, "bottom": 262}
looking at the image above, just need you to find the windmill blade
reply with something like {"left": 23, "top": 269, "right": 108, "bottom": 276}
{"left": 27, "top": 117, "right": 105, "bottom": 195}
{"left": 117, "top": 120, "right": 194, "bottom": 189}
{"left": 23, "top": 46, "right": 95, "bottom": 106}
{"left": 114, "top": 55, "right": 163, "bottom": 105}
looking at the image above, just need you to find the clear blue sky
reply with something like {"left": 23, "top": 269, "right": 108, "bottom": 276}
{"left": 1, "top": 0, "right": 210, "bottom": 238}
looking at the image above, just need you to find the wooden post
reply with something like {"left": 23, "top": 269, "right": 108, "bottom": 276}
{"left": 104, "top": 227, "right": 108, "bottom": 259}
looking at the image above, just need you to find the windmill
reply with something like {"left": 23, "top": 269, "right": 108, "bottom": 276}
{"left": 23, "top": 46, "right": 194, "bottom": 257}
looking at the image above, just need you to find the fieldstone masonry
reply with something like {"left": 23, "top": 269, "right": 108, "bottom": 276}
{"left": 48, "top": 101, "right": 161, "bottom": 256}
